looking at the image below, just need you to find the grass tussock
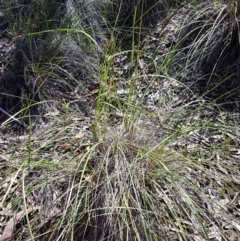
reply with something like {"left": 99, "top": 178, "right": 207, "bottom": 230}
{"left": 0, "top": 0, "right": 240, "bottom": 240}
{"left": 176, "top": 0, "right": 240, "bottom": 104}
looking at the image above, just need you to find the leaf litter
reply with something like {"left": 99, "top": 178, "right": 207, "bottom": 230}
{"left": 0, "top": 1, "right": 240, "bottom": 240}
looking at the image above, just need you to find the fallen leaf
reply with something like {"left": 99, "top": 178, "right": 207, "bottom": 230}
{"left": 0, "top": 206, "right": 41, "bottom": 241}
{"left": 0, "top": 155, "right": 10, "bottom": 161}
{"left": 232, "top": 221, "right": 240, "bottom": 232}
{"left": 90, "top": 88, "right": 99, "bottom": 94}
{"left": 218, "top": 199, "right": 229, "bottom": 211}
{"left": 74, "top": 132, "right": 85, "bottom": 139}
{"left": 0, "top": 206, "right": 62, "bottom": 241}
{"left": 193, "top": 235, "right": 205, "bottom": 241}
{"left": 44, "top": 110, "right": 60, "bottom": 117}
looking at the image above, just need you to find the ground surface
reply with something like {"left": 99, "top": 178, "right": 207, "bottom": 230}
{"left": 0, "top": 2, "right": 240, "bottom": 241}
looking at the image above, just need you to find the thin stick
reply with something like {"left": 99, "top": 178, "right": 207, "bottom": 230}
{"left": 0, "top": 107, "right": 27, "bottom": 127}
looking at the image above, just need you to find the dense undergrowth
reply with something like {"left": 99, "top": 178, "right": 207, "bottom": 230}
{"left": 0, "top": 0, "right": 240, "bottom": 240}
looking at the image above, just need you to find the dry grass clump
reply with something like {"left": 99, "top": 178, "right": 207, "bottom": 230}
{"left": 61, "top": 110, "right": 239, "bottom": 241}
{"left": 109, "top": 0, "right": 168, "bottom": 27}
{"left": 1, "top": 105, "right": 239, "bottom": 240}
{"left": 176, "top": 0, "right": 240, "bottom": 104}
{"left": 1, "top": 0, "right": 240, "bottom": 240}
{"left": 0, "top": 0, "right": 105, "bottom": 124}
{"left": 104, "top": 0, "right": 176, "bottom": 41}
{"left": 0, "top": 0, "right": 173, "bottom": 124}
